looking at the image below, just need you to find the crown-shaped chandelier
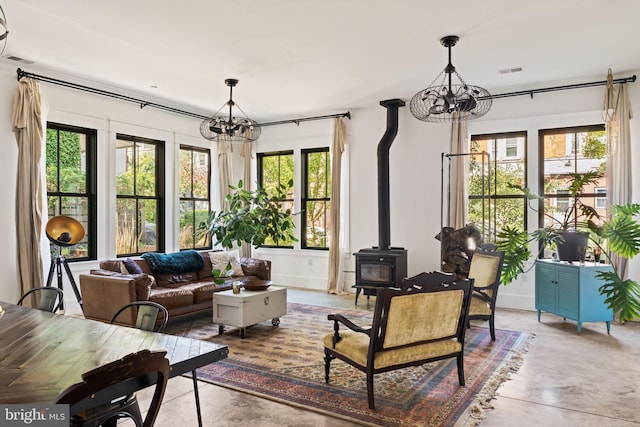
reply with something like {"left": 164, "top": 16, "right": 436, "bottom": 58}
{"left": 200, "top": 78, "right": 261, "bottom": 143}
{"left": 0, "top": 4, "right": 8, "bottom": 57}
{"left": 410, "top": 35, "right": 492, "bottom": 123}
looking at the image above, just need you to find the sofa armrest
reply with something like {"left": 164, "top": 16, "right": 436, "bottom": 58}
{"left": 80, "top": 274, "right": 141, "bottom": 325}
{"left": 240, "top": 258, "right": 271, "bottom": 281}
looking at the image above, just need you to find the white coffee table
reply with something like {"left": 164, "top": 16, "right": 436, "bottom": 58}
{"left": 212, "top": 285, "right": 287, "bottom": 338}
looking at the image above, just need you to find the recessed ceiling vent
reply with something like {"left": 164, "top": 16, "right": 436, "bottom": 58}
{"left": 499, "top": 66, "right": 523, "bottom": 75}
{"left": 4, "top": 55, "right": 35, "bottom": 64}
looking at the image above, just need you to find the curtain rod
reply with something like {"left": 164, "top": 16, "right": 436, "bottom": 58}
{"left": 16, "top": 68, "right": 351, "bottom": 127}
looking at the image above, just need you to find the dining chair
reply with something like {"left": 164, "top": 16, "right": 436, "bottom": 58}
{"left": 324, "top": 271, "right": 473, "bottom": 410}
{"left": 17, "top": 286, "right": 64, "bottom": 313}
{"left": 54, "top": 349, "right": 169, "bottom": 427}
{"left": 467, "top": 249, "right": 505, "bottom": 341}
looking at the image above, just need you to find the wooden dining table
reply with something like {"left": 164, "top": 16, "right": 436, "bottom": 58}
{"left": 0, "top": 301, "right": 228, "bottom": 424}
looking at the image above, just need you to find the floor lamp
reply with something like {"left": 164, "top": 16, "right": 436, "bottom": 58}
{"left": 45, "top": 215, "right": 85, "bottom": 311}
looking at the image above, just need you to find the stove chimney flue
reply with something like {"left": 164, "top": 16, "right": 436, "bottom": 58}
{"left": 377, "top": 98, "right": 405, "bottom": 250}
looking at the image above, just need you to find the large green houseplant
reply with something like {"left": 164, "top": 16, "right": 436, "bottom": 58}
{"left": 495, "top": 172, "right": 640, "bottom": 321}
{"left": 199, "top": 179, "right": 297, "bottom": 250}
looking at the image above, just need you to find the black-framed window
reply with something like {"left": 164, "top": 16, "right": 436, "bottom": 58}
{"left": 469, "top": 132, "right": 527, "bottom": 237}
{"left": 115, "top": 133, "right": 164, "bottom": 256}
{"left": 257, "top": 150, "right": 295, "bottom": 248}
{"left": 46, "top": 122, "right": 97, "bottom": 261}
{"left": 301, "top": 148, "right": 330, "bottom": 249}
{"left": 539, "top": 125, "right": 607, "bottom": 230}
{"left": 179, "top": 145, "right": 211, "bottom": 250}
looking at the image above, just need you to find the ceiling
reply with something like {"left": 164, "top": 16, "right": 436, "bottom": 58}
{"left": 2, "top": 0, "right": 639, "bottom": 122}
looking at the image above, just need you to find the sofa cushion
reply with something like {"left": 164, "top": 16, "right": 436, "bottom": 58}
{"left": 178, "top": 281, "right": 233, "bottom": 304}
{"left": 149, "top": 287, "right": 194, "bottom": 309}
{"left": 240, "top": 257, "right": 270, "bottom": 280}
{"left": 141, "top": 250, "right": 204, "bottom": 274}
{"left": 100, "top": 260, "right": 128, "bottom": 273}
{"left": 89, "top": 269, "right": 154, "bottom": 300}
{"left": 154, "top": 271, "right": 199, "bottom": 288}
{"left": 208, "top": 250, "right": 244, "bottom": 277}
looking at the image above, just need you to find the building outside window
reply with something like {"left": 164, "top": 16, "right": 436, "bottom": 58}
{"left": 115, "top": 134, "right": 164, "bottom": 256}
{"left": 46, "top": 122, "right": 97, "bottom": 260}
{"left": 257, "top": 151, "right": 295, "bottom": 248}
{"left": 540, "top": 125, "right": 606, "bottom": 230}
{"left": 469, "top": 132, "right": 527, "bottom": 239}
{"left": 302, "top": 148, "right": 331, "bottom": 249}
{"left": 179, "top": 145, "right": 210, "bottom": 250}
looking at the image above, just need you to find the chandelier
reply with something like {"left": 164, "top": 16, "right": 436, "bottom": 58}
{"left": 0, "top": 4, "right": 8, "bottom": 57}
{"left": 200, "top": 78, "right": 261, "bottom": 143}
{"left": 410, "top": 35, "right": 491, "bottom": 123}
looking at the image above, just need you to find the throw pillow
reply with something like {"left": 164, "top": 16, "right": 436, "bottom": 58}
{"left": 208, "top": 250, "right": 244, "bottom": 277}
{"left": 124, "top": 258, "right": 144, "bottom": 275}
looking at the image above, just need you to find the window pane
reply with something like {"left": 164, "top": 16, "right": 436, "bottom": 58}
{"left": 192, "top": 153, "right": 209, "bottom": 199}
{"left": 179, "top": 200, "right": 195, "bottom": 249}
{"left": 136, "top": 143, "right": 156, "bottom": 197}
{"left": 178, "top": 150, "right": 192, "bottom": 198}
{"left": 116, "top": 140, "right": 135, "bottom": 195}
{"left": 258, "top": 151, "right": 295, "bottom": 248}
{"left": 306, "top": 151, "right": 330, "bottom": 198}
{"left": 116, "top": 198, "right": 137, "bottom": 254}
{"left": 179, "top": 146, "right": 210, "bottom": 250}
{"left": 139, "top": 199, "right": 157, "bottom": 252}
{"left": 45, "top": 129, "right": 59, "bottom": 193}
{"left": 305, "top": 200, "right": 330, "bottom": 248}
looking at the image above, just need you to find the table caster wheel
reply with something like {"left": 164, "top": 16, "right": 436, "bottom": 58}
{"left": 240, "top": 328, "right": 246, "bottom": 339}
{"left": 218, "top": 325, "right": 225, "bottom": 335}
{"left": 272, "top": 318, "right": 280, "bottom": 326}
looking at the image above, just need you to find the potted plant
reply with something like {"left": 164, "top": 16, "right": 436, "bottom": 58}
{"left": 198, "top": 179, "right": 297, "bottom": 252}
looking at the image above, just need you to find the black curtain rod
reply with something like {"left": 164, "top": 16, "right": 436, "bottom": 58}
{"left": 16, "top": 68, "right": 351, "bottom": 127}
{"left": 487, "top": 75, "right": 636, "bottom": 100}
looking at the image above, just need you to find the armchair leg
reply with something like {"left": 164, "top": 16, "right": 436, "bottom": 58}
{"left": 457, "top": 354, "right": 465, "bottom": 386}
{"left": 324, "top": 350, "right": 333, "bottom": 383}
{"left": 366, "top": 371, "right": 375, "bottom": 410}
{"left": 489, "top": 317, "right": 496, "bottom": 341}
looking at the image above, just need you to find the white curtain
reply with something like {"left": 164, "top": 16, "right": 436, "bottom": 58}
{"left": 239, "top": 142, "right": 253, "bottom": 258}
{"left": 12, "top": 78, "right": 45, "bottom": 304}
{"left": 604, "top": 76, "right": 633, "bottom": 278}
{"left": 327, "top": 118, "right": 346, "bottom": 293}
{"left": 449, "top": 113, "right": 469, "bottom": 230}
{"left": 217, "top": 136, "right": 233, "bottom": 211}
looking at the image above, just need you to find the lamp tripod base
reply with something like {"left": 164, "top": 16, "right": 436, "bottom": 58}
{"left": 46, "top": 255, "right": 83, "bottom": 312}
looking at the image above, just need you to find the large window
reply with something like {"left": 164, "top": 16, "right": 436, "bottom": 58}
{"left": 179, "top": 146, "right": 210, "bottom": 250}
{"left": 302, "top": 148, "right": 331, "bottom": 249}
{"left": 469, "top": 132, "right": 527, "bottom": 237}
{"left": 115, "top": 134, "right": 164, "bottom": 256}
{"left": 539, "top": 125, "right": 607, "bottom": 230}
{"left": 46, "top": 123, "right": 97, "bottom": 260}
{"left": 257, "top": 151, "right": 294, "bottom": 247}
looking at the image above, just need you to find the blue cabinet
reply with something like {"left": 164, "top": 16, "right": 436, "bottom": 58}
{"left": 535, "top": 260, "right": 614, "bottom": 333}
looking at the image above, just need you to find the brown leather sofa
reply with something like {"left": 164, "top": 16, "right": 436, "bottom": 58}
{"left": 80, "top": 250, "right": 271, "bottom": 325}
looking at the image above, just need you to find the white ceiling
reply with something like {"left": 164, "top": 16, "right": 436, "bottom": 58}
{"left": 2, "top": 0, "right": 639, "bottom": 122}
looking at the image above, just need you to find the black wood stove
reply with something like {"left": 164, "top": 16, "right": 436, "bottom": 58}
{"left": 353, "top": 99, "right": 408, "bottom": 304}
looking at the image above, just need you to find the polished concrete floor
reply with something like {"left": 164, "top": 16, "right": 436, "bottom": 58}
{"left": 133, "top": 288, "right": 640, "bottom": 427}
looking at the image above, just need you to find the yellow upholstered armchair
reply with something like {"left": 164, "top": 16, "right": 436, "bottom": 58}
{"left": 467, "top": 249, "right": 505, "bottom": 341}
{"left": 323, "top": 271, "right": 473, "bottom": 410}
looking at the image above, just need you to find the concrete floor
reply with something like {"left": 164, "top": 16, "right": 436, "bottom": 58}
{"left": 134, "top": 288, "right": 640, "bottom": 427}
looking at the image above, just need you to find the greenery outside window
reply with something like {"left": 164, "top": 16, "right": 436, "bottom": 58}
{"left": 46, "top": 122, "right": 97, "bottom": 260}
{"left": 257, "top": 151, "right": 294, "bottom": 248}
{"left": 179, "top": 145, "right": 211, "bottom": 250}
{"left": 302, "top": 148, "right": 331, "bottom": 249}
{"left": 539, "top": 125, "right": 607, "bottom": 231}
{"left": 115, "top": 134, "right": 164, "bottom": 256}
{"left": 469, "top": 132, "right": 527, "bottom": 238}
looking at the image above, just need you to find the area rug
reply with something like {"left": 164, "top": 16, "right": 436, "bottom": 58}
{"left": 164, "top": 303, "right": 532, "bottom": 427}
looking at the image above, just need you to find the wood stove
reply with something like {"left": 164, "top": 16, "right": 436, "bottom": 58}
{"left": 353, "top": 99, "right": 408, "bottom": 304}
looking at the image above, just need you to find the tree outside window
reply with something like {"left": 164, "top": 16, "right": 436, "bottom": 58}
{"left": 469, "top": 132, "right": 527, "bottom": 240}
{"left": 46, "top": 123, "right": 96, "bottom": 260}
{"left": 115, "top": 134, "right": 164, "bottom": 256}
{"left": 179, "top": 146, "right": 210, "bottom": 250}
{"left": 302, "top": 148, "right": 331, "bottom": 249}
{"left": 257, "top": 151, "right": 294, "bottom": 247}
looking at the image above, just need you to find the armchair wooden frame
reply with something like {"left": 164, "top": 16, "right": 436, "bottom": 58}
{"left": 324, "top": 271, "right": 473, "bottom": 410}
{"left": 467, "top": 249, "right": 505, "bottom": 341}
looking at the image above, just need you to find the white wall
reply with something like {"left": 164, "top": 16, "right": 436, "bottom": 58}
{"left": 1, "top": 61, "right": 639, "bottom": 314}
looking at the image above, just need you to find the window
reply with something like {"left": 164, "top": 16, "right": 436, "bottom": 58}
{"left": 46, "top": 123, "right": 97, "bottom": 260}
{"left": 115, "top": 134, "right": 164, "bottom": 256}
{"left": 540, "top": 125, "right": 606, "bottom": 229}
{"left": 469, "top": 132, "right": 527, "bottom": 237}
{"left": 179, "top": 146, "right": 211, "bottom": 250}
{"left": 302, "top": 148, "right": 331, "bottom": 249}
{"left": 257, "top": 151, "right": 294, "bottom": 247}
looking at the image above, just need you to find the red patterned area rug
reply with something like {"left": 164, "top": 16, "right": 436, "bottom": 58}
{"left": 164, "top": 303, "right": 532, "bottom": 427}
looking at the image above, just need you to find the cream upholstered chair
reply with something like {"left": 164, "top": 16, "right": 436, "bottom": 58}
{"left": 323, "top": 271, "right": 473, "bottom": 410}
{"left": 467, "top": 249, "right": 505, "bottom": 341}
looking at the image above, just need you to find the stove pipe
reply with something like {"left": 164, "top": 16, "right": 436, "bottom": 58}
{"left": 377, "top": 98, "right": 405, "bottom": 251}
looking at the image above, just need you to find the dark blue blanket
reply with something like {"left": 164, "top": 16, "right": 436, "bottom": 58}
{"left": 141, "top": 250, "right": 204, "bottom": 274}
